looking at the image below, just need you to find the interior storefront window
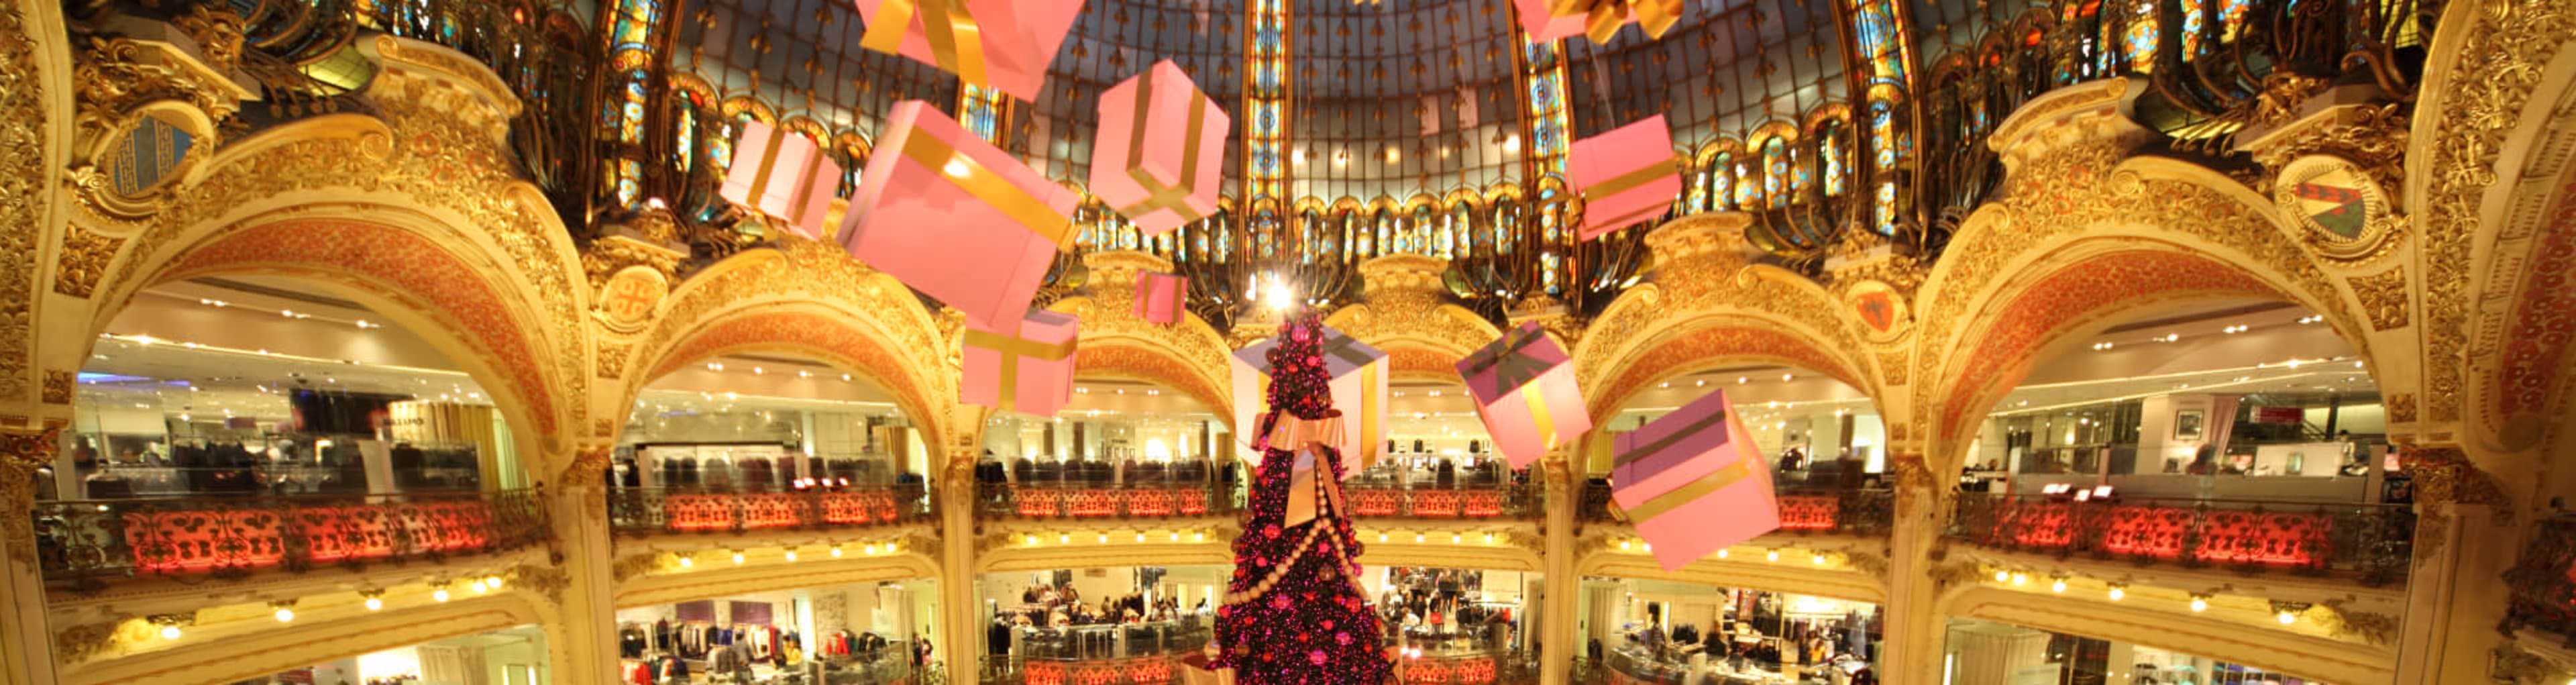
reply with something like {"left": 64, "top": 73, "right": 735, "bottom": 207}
{"left": 231, "top": 624, "right": 549, "bottom": 685}
{"left": 1944, "top": 617, "right": 2337, "bottom": 684}
{"left": 620, "top": 580, "right": 939, "bottom": 684}
{"left": 1581, "top": 576, "right": 1882, "bottom": 684}
{"left": 613, "top": 354, "right": 921, "bottom": 499}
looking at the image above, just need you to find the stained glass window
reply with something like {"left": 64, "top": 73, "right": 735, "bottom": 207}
{"left": 1818, "top": 121, "right": 1848, "bottom": 197}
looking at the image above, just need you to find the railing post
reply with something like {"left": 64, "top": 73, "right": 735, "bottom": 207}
{"left": 0, "top": 425, "right": 64, "bottom": 685}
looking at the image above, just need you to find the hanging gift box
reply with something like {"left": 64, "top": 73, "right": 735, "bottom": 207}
{"left": 1568, "top": 114, "right": 1682, "bottom": 242}
{"left": 962, "top": 311, "right": 1079, "bottom": 417}
{"left": 1134, "top": 271, "right": 1189, "bottom": 325}
{"left": 720, "top": 120, "right": 843, "bottom": 240}
{"left": 854, "top": 0, "right": 1083, "bottom": 102}
{"left": 1513, "top": 0, "right": 1685, "bottom": 43}
{"left": 1456, "top": 323, "right": 1593, "bottom": 468}
{"left": 1091, "top": 59, "right": 1231, "bottom": 235}
{"left": 1229, "top": 325, "right": 1387, "bottom": 478}
{"left": 1610, "top": 389, "right": 1779, "bottom": 570}
{"left": 842, "top": 100, "right": 1079, "bottom": 329}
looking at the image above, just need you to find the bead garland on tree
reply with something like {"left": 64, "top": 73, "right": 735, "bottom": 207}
{"left": 1209, "top": 312, "right": 1394, "bottom": 685}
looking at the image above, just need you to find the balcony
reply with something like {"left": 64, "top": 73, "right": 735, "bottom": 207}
{"left": 1944, "top": 493, "right": 2414, "bottom": 584}
{"left": 1578, "top": 482, "right": 1894, "bottom": 537}
{"left": 1344, "top": 482, "right": 1540, "bottom": 521}
{"left": 977, "top": 482, "right": 1239, "bottom": 519}
{"left": 608, "top": 485, "right": 932, "bottom": 537}
{"left": 32, "top": 489, "right": 549, "bottom": 592}
{"left": 2504, "top": 515, "right": 2576, "bottom": 645}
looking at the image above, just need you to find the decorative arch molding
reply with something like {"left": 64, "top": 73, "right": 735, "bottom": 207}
{"left": 140, "top": 215, "right": 563, "bottom": 460}
{"left": 1324, "top": 254, "right": 1506, "bottom": 369}
{"left": 1573, "top": 215, "right": 1875, "bottom": 427}
{"left": 1362, "top": 539, "right": 1546, "bottom": 573}
{"left": 34, "top": 38, "right": 592, "bottom": 448}
{"left": 2407, "top": 0, "right": 2575, "bottom": 450}
{"left": 1053, "top": 251, "right": 1237, "bottom": 429}
{"left": 621, "top": 240, "right": 956, "bottom": 456}
{"left": 1925, "top": 246, "right": 2294, "bottom": 456}
{"left": 1942, "top": 586, "right": 2394, "bottom": 685}
{"left": 56, "top": 594, "right": 547, "bottom": 685}
{"left": 1576, "top": 552, "right": 1887, "bottom": 604}
{"left": 614, "top": 556, "right": 942, "bottom": 609}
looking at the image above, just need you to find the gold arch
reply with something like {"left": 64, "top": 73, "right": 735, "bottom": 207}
{"left": 1572, "top": 215, "right": 1876, "bottom": 430}
{"left": 1324, "top": 254, "right": 1505, "bottom": 378}
{"left": 1940, "top": 586, "right": 2392, "bottom": 685}
{"left": 50, "top": 40, "right": 593, "bottom": 462}
{"left": 58, "top": 593, "right": 549, "bottom": 685}
{"left": 1049, "top": 251, "right": 1238, "bottom": 429}
{"left": 614, "top": 555, "right": 941, "bottom": 609}
{"left": 619, "top": 238, "right": 957, "bottom": 456}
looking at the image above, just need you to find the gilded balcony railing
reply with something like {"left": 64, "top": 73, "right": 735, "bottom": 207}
{"left": 976, "top": 482, "right": 1241, "bottom": 519}
{"left": 31, "top": 489, "right": 549, "bottom": 591}
{"left": 1943, "top": 494, "right": 2413, "bottom": 584}
{"left": 607, "top": 485, "right": 933, "bottom": 537}
{"left": 1341, "top": 483, "right": 1540, "bottom": 521}
{"left": 1577, "top": 482, "right": 1894, "bottom": 537}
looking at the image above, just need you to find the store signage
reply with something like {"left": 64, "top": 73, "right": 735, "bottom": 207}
{"left": 2253, "top": 407, "right": 2304, "bottom": 424}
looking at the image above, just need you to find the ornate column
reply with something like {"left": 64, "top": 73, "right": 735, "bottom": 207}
{"left": 540, "top": 445, "right": 623, "bottom": 685}
{"left": 1538, "top": 458, "right": 1580, "bottom": 685}
{"left": 2391, "top": 445, "right": 2522, "bottom": 683}
{"left": 939, "top": 443, "right": 984, "bottom": 682}
{"left": 1875, "top": 456, "right": 1945, "bottom": 684}
{"left": 0, "top": 425, "right": 62, "bottom": 685}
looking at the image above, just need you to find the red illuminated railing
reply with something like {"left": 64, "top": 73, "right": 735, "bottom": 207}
{"left": 1945, "top": 494, "right": 2413, "bottom": 583}
{"left": 978, "top": 483, "right": 1237, "bottom": 519}
{"left": 1341, "top": 484, "right": 1536, "bottom": 520}
{"left": 608, "top": 486, "right": 932, "bottom": 536}
{"left": 1579, "top": 482, "right": 1893, "bottom": 536}
{"left": 32, "top": 489, "right": 549, "bottom": 590}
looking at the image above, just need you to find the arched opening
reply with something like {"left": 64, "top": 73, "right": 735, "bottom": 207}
{"left": 610, "top": 351, "right": 931, "bottom": 535}
{"left": 38, "top": 270, "right": 549, "bottom": 586}
{"left": 1948, "top": 295, "right": 2406, "bottom": 582}
{"left": 975, "top": 378, "right": 1228, "bottom": 519}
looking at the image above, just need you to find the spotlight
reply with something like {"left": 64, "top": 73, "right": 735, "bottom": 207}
{"left": 885, "top": 541, "right": 898, "bottom": 553}
{"left": 1192, "top": 532, "right": 1203, "bottom": 543}
{"left": 434, "top": 588, "right": 451, "bottom": 602}
{"left": 679, "top": 556, "right": 694, "bottom": 568}
{"left": 2107, "top": 585, "right": 2125, "bottom": 601}
{"left": 1024, "top": 535, "right": 1038, "bottom": 546}
{"left": 1766, "top": 549, "right": 1780, "bottom": 562}
{"left": 2189, "top": 595, "right": 2209, "bottom": 613}
{"left": 160, "top": 625, "right": 182, "bottom": 639}
{"left": 2051, "top": 577, "right": 2068, "bottom": 594}
{"left": 1811, "top": 554, "right": 1825, "bottom": 566}
{"left": 732, "top": 551, "right": 745, "bottom": 564}
{"left": 786, "top": 550, "right": 799, "bottom": 562}
{"left": 1994, "top": 570, "right": 2010, "bottom": 583}
{"left": 867, "top": 543, "right": 881, "bottom": 555}
{"left": 2010, "top": 572, "right": 2029, "bottom": 586}
{"left": 2277, "top": 611, "right": 2298, "bottom": 625}
{"left": 486, "top": 576, "right": 502, "bottom": 590}
{"left": 274, "top": 608, "right": 296, "bottom": 623}
{"left": 365, "top": 596, "right": 384, "bottom": 611}
{"left": 832, "top": 547, "right": 845, "bottom": 558}
{"left": 1716, "top": 549, "right": 1729, "bottom": 559}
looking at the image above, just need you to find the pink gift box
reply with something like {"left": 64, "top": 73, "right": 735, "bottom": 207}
{"left": 855, "top": 0, "right": 1083, "bottom": 102}
{"left": 841, "top": 100, "right": 1079, "bottom": 329}
{"left": 1513, "top": 0, "right": 1684, "bottom": 43}
{"left": 1611, "top": 390, "right": 1778, "bottom": 570}
{"left": 1568, "top": 115, "right": 1681, "bottom": 241}
{"left": 962, "top": 311, "right": 1079, "bottom": 417}
{"left": 1229, "top": 325, "right": 1386, "bottom": 478}
{"left": 1133, "top": 272, "right": 1188, "bottom": 325}
{"left": 720, "top": 120, "right": 842, "bottom": 240}
{"left": 1091, "top": 60, "right": 1230, "bottom": 235}
{"left": 1456, "top": 323, "right": 1593, "bottom": 468}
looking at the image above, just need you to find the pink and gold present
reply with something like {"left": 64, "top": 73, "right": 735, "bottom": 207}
{"left": 1133, "top": 271, "right": 1188, "bottom": 325}
{"left": 1455, "top": 323, "right": 1593, "bottom": 468}
{"left": 1610, "top": 389, "right": 1779, "bottom": 570}
{"left": 720, "top": 119, "right": 842, "bottom": 240}
{"left": 961, "top": 311, "right": 1079, "bottom": 417}
{"left": 1568, "top": 115, "right": 1682, "bottom": 241}
{"left": 855, "top": 0, "right": 1083, "bottom": 102}
{"left": 1091, "top": 59, "right": 1231, "bottom": 235}
{"left": 1228, "top": 325, "right": 1387, "bottom": 478}
{"left": 841, "top": 100, "right": 1079, "bottom": 329}
{"left": 1513, "top": 0, "right": 1685, "bottom": 44}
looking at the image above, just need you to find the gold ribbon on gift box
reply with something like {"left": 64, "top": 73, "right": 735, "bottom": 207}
{"left": 1463, "top": 325, "right": 1553, "bottom": 393}
{"left": 1258, "top": 413, "right": 1344, "bottom": 452}
{"left": 1141, "top": 273, "right": 1187, "bottom": 323}
{"left": 895, "top": 123, "right": 1076, "bottom": 252}
{"left": 1116, "top": 74, "right": 1214, "bottom": 223}
{"left": 1611, "top": 403, "right": 1729, "bottom": 469}
{"left": 963, "top": 327, "right": 1077, "bottom": 412}
{"left": 862, "top": 0, "right": 989, "bottom": 87}
{"left": 1582, "top": 153, "right": 1686, "bottom": 203}
{"left": 1615, "top": 460, "right": 1750, "bottom": 523}
{"left": 1546, "top": 0, "right": 1685, "bottom": 43}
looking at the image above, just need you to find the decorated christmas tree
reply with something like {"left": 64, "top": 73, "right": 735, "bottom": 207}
{"left": 1210, "top": 313, "right": 1394, "bottom": 685}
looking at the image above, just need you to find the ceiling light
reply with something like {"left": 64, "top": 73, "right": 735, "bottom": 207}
{"left": 678, "top": 556, "right": 694, "bottom": 568}
{"left": 160, "top": 625, "right": 182, "bottom": 639}
{"left": 486, "top": 575, "right": 502, "bottom": 589}
{"left": 785, "top": 550, "right": 798, "bottom": 562}
{"left": 433, "top": 588, "right": 451, "bottom": 602}
{"left": 2277, "top": 610, "right": 2298, "bottom": 625}
{"left": 1994, "top": 570, "right": 2010, "bottom": 583}
{"left": 831, "top": 546, "right": 845, "bottom": 558}
{"left": 2189, "top": 595, "right": 2208, "bottom": 612}
{"left": 364, "top": 596, "right": 384, "bottom": 611}
{"left": 1810, "top": 554, "right": 1825, "bottom": 566}
{"left": 274, "top": 607, "right": 296, "bottom": 623}
{"left": 2107, "top": 585, "right": 2125, "bottom": 601}
{"left": 2051, "top": 577, "right": 2068, "bottom": 593}
{"left": 1766, "top": 549, "right": 1779, "bottom": 562}
{"left": 731, "top": 551, "right": 745, "bottom": 564}
{"left": 1782, "top": 374, "right": 1793, "bottom": 381}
